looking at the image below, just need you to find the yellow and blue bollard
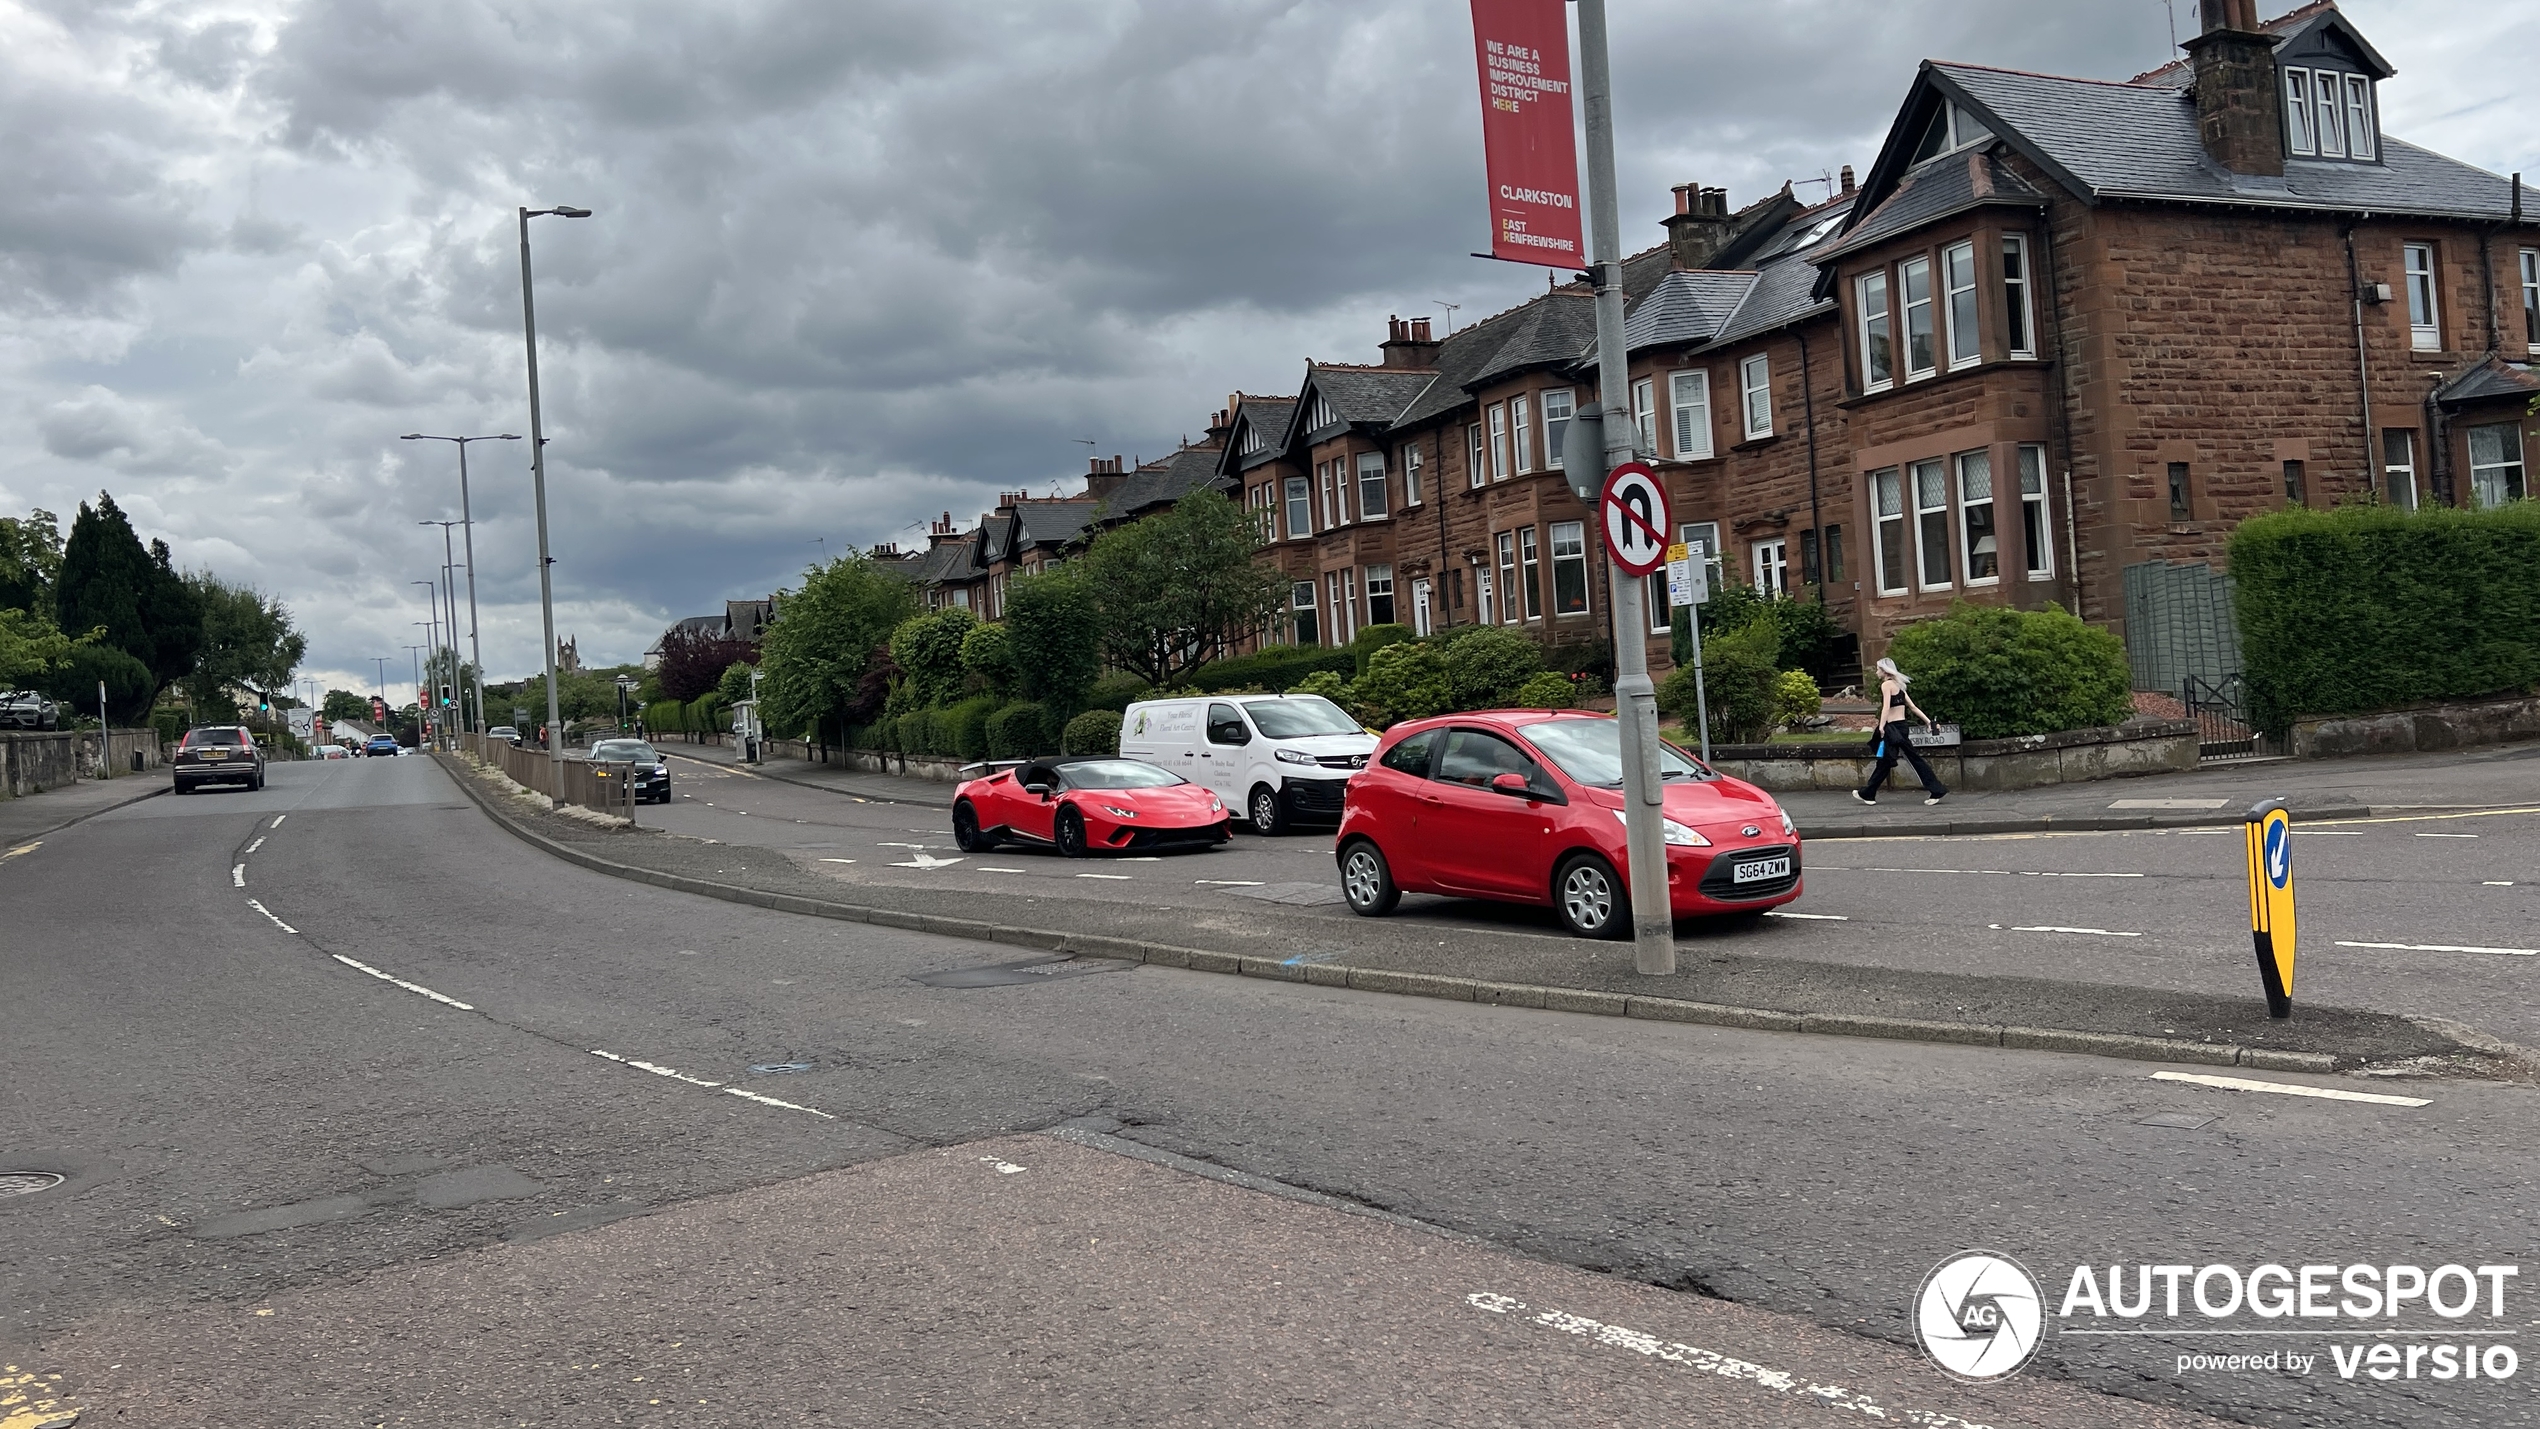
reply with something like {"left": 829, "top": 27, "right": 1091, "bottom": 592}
{"left": 2244, "top": 798, "right": 2297, "bottom": 1019}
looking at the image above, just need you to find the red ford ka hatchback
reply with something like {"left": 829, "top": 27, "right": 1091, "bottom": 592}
{"left": 1337, "top": 710, "right": 1803, "bottom": 938}
{"left": 954, "top": 756, "right": 1231, "bottom": 858}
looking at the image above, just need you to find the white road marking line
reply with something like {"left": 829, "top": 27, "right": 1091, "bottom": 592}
{"left": 231, "top": 864, "right": 246, "bottom": 887}
{"left": 1075, "top": 873, "right": 1132, "bottom": 880}
{"left": 891, "top": 854, "right": 965, "bottom": 869}
{"left": 818, "top": 857, "right": 857, "bottom": 863}
{"left": 588, "top": 1049, "right": 719, "bottom": 1086}
{"left": 1993, "top": 924, "right": 2141, "bottom": 937}
{"left": 1, "top": 841, "right": 41, "bottom": 862}
{"left": 1828, "top": 866, "right": 2142, "bottom": 878}
{"left": 2415, "top": 832, "right": 2479, "bottom": 838}
{"left": 2109, "top": 797, "right": 2230, "bottom": 810}
{"left": 979, "top": 867, "right": 1029, "bottom": 873}
{"left": 2485, "top": 881, "right": 2516, "bottom": 887}
{"left": 270, "top": 814, "right": 286, "bottom": 827}
{"left": 1765, "top": 910, "right": 1848, "bottom": 920}
{"left": 977, "top": 1156, "right": 1028, "bottom": 1174}
{"left": 2336, "top": 939, "right": 2538, "bottom": 957}
{"left": 1195, "top": 879, "right": 1265, "bottom": 886}
{"left": 725, "top": 1086, "right": 834, "bottom": 1118}
{"left": 245, "top": 898, "right": 297, "bottom": 933}
{"left": 331, "top": 953, "right": 474, "bottom": 1010}
{"left": 2151, "top": 1070, "right": 2430, "bottom": 1108}
{"left": 246, "top": 837, "right": 264, "bottom": 854}
{"left": 1466, "top": 1293, "right": 1992, "bottom": 1428}
{"left": 1118, "top": 856, "right": 1162, "bottom": 862}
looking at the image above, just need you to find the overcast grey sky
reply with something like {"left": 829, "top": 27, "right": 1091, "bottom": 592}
{"left": 2, "top": 0, "right": 2531, "bottom": 695}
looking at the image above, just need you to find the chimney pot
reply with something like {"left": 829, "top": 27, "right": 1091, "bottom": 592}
{"left": 1661, "top": 182, "right": 1731, "bottom": 269}
{"left": 1411, "top": 317, "right": 1432, "bottom": 342}
{"left": 1839, "top": 164, "right": 1856, "bottom": 196}
{"left": 2199, "top": 0, "right": 2259, "bottom": 33}
{"left": 2186, "top": 0, "right": 2282, "bottom": 175}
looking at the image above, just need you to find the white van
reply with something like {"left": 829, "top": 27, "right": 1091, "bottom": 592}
{"left": 1118, "top": 693, "right": 1377, "bottom": 835}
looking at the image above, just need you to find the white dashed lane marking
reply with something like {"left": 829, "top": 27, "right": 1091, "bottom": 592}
{"left": 1, "top": 841, "right": 41, "bottom": 863}
{"left": 1075, "top": 873, "right": 1133, "bottom": 880}
{"left": 332, "top": 954, "right": 476, "bottom": 1011}
{"left": 1992, "top": 924, "right": 2141, "bottom": 937}
{"left": 270, "top": 814, "right": 286, "bottom": 827}
{"left": 589, "top": 1049, "right": 835, "bottom": 1119}
{"left": 2337, "top": 940, "right": 2538, "bottom": 957}
{"left": 245, "top": 898, "right": 297, "bottom": 934}
{"left": 231, "top": 864, "right": 246, "bottom": 887}
{"left": 1764, "top": 910, "right": 1847, "bottom": 921}
{"left": 245, "top": 836, "right": 264, "bottom": 854}
{"left": 2151, "top": 1071, "right": 2430, "bottom": 1107}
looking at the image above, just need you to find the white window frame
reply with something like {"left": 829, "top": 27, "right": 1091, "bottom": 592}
{"left": 1356, "top": 450, "right": 1388, "bottom": 520}
{"left": 1857, "top": 271, "right": 1892, "bottom": 391}
{"left": 1870, "top": 469, "right": 1907, "bottom": 596}
{"left": 1325, "top": 571, "right": 1347, "bottom": 645}
{"left": 1549, "top": 520, "right": 1588, "bottom": 615}
{"left": 1494, "top": 532, "right": 1518, "bottom": 625}
{"left": 1487, "top": 404, "right": 1509, "bottom": 482}
{"left": 1912, "top": 458, "right": 1952, "bottom": 591}
{"left": 1541, "top": 388, "right": 1573, "bottom": 470}
{"left": 1751, "top": 538, "right": 1789, "bottom": 598}
{"left": 1669, "top": 369, "right": 1713, "bottom": 460}
{"left": 1468, "top": 423, "right": 1486, "bottom": 489}
{"left": 1284, "top": 475, "right": 1310, "bottom": 539}
{"left": 2018, "top": 444, "right": 2053, "bottom": 581}
{"left": 2343, "top": 74, "right": 2375, "bottom": 161}
{"left": 2521, "top": 248, "right": 2539, "bottom": 347}
{"left": 1740, "top": 354, "right": 1773, "bottom": 439}
{"left": 1291, "top": 579, "right": 1318, "bottom": 646}
{"left": 1680, "top": 521, "right": 1723, "bottom": 600}
{"left": 1647, "top": 568, "right": 1671, "bottom": 634}
{"left": 2001, "top": 235, "right": 2035, "bottom": 359}
{"left": 1476, "top": 567, "right": 1495, "bottom": 627}
{"left": 1518, "top": 526, "right": 1542, "bottom": 620}
{"left": 1901, "top": 255, "right": 1936, "bottom": 380}
{"left": 1511, "top": 394, "right": 1534, "bottom": 474}
{"left": 1957, "top": 449, "right": 1998, "bottom": 587}
{"left": 2405, "top": 243, "right": 2441, "bottom": 351}
{"left": 2284, "top": 70, "right": 2315, "bottom": 155}
{"left": 1631, "top": 375, "right": 1655, "bottom": 456}
{"left": 1943, "top": 241, "right": 1981, "bottom": 370}
{"left": 1364, "top": 563, "right": 1395, "bottom": 625}
{"left": 1403, "top": 443, "right": 1424, "bottom": 506}
{"left": 2313, "top": 69, "right": 2345, "bottom": 158}
{"left": 1412, "top": 576, "right": 1432, "bottom": 636}
{"left": 2468, "top": 422, "right": 2527, "bottom": 508}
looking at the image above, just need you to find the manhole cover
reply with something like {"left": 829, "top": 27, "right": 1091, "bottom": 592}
{"left": 0, "top": 1172, "right": 65, "bottom": 1198}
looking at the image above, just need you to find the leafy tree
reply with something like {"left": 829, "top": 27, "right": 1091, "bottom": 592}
{"left": 960, "top": 620, "right": 1017, "bottom": 701}
{"left": 890, "top": 607, "right": 977, "bottom": 707}
{"left": 0, "top": 508, "right": 64, "bottom": 614}
{"left": 321, "top": 688, "right": 371, "bottom": 723}
{"left": 56, "top": 495, "right": 202, "bottom": 701}
{"left": 1080, "top": 489, "right": 1287, "bottom": 686}
{"left": 1002, "top": 569, "right": 1102, "bottom": 713}
{"left": 715, "top": 661, "right": 756, "bottom": 706}
{"left": 760, "top": 558, "right": 917, "bottom": 737}
{"left": 179, "top": 572, "right": 305, "bottom": 716}
{"left": 0, "top": 607, "right": 75, "bottom": 688}
{"left": 656, "top": 626, "right": 758, "bottom": 702}
{"left": 1351, "top": 641, "right": 1453, "bottom": 726}
{"left": 42, "top": 643, "right": 157, "bottom": 725}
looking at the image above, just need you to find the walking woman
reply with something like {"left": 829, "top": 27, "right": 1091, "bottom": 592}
{"left": 1854, "top": 656, "right": 1948, "bottom": 806}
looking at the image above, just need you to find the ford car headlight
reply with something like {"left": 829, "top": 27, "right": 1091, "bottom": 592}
{"left": 1777, "top": 805, "right": 1795, "bottom": 838}
{"left": 1610, "top": 809, "right": 1710, "bottom": 846}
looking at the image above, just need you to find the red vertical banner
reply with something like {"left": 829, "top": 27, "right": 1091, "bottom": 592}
{"left": 1470, "top": 0, "right": 1583, "bottom": 268}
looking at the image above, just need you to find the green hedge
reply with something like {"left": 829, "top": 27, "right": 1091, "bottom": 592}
{"left": 1886, "top": 601, "right": 2132, "bottom": 740}
{"left": 1351, "top": 623, "right": 1414, "bottom": 676}
{"left": 1187, "top": 646, "right": 1353, "bottom": 693}
{"left": 986, "top": 702, "right": 1052, "bottom": 759}
{"left": 1081, "top": 671, "right": 1153, "bottom": 714}
{"left": 2229, "top": 502, "right": 2540, "bottom": 735}
{"left": 644, "top": 700, "right": 687, "bottom": 735}
{"left": 1062, "top": 708, "right": 1122, "bottom": 756}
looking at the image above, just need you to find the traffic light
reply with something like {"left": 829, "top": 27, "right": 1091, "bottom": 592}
{"left": 258, "top": 694, "right": 270, "bottom": 712}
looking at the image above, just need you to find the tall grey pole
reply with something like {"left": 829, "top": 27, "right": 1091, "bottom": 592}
{"left": 1578, "top": 0, "right": 1674, "bottom": 975}
{"left": 518, "top": 206, "right": 590, "bottom": 778}
{"left": 456, "top": 442, "right": 487, "bottom": 741}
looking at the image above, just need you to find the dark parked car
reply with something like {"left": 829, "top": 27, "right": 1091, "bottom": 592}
{"left": 173, "top": 726, "right": 266, "bottom": 794}
{"left": 1, "top": 690, "right": 60, "bottom": 730}
{"left": 589, "top": 739, "right": 671, "bottom": 803}
{"left": 364, "top": 735, "right": 403, "bottom": 757}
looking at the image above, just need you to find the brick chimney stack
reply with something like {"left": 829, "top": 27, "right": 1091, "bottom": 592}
{"left": 1380, "top": 314, "right": 1443, "bottom": 369}
{"left": 929, "top": 511, "right": 957, "bottom": 539}
{"left": 2187, "top": 0, "right": 2282, "bottom": 176}
{"left": 1084, "top": 454, "right": 1130, "bottom": 501}
{"left": 1839, "top": 165, "right": 1856, "bottom": 197}
{"left": 1662, "top": 183, "right": 1731, "bottom": 269}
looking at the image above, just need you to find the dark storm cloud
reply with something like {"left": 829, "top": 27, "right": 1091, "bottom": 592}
{"left": 0, "top": 0, "right": 2511, "bottom": 689}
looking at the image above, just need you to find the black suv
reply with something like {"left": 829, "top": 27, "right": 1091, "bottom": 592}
{"left": 173, "top": 726, "right": 267, "bottom": 793}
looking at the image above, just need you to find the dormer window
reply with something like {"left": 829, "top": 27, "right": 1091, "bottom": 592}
{"left": 1911, "top": 101, "right": 1994, "bottom": 163}
{"left": 2285, "top": 68, "right": 2376, "bottom": 162}
{"left": 1310, "top": 394, "right": 1338, "bottom": 431}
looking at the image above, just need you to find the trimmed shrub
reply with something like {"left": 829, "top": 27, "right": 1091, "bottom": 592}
{"left": 1443, "top": 626, "right": 1542, "bottom": 708}
{"left": 942, "top": 695, "right": 998, "bottom": 761}
{"left": 1885, "top": 601, "right": 2132, "bottom": 740}
{"left": 1351, "top": 622, "right": 1415, "bottom": 677}
{"left": 643, "top": 700, "right": 685, "bottom": 735}
{"left": 1772, "top": 670, "right": 1823, "bottom": 730}
{"left": 151, "top": 707, "right": 186, "bottom": 747}
{"left": 986, "top": 701, "right": 1051, "bottom": 759}
{"left": 1288, "top": 669, "right": 1350, "bottom": 702}
{"left": 1543, "top": 638, "right": 1614, "bottom": 689}
{"left": 1190, "top": 645, "right": 1353, "bottom": 693}
{"left": 1351, "top": 642, "right": 1453, "bottom": 727}
{"left": 690, "top": 693, "right": 728, "bottom": 733}
{"left": 961, "top": 622, "right": 1017, "bottom": 701}
{"left": 2229, "top": 502, "right": 2540, "bottom": 735}
{"left": 1062, "top": 708, "right": 1122, "bottom": 757}
{"left": 1512, "top": 670, "right": 1576, "bottom": 709}
{"left": 1689, "top": 621, "right": 1783, "bottom": 745}
{"left": 896, "top": 708, "right": 936, "bottom": 756}
{"left": 1083, "top": 671, "right": 1153, "bottom": 713}
{"left": 890, "top": 608, "right": 977, "bottom": 706}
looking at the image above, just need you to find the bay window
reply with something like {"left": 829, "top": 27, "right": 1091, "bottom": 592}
{"left": 1871, "top": 468, "right": 1907, "bottom": 595}
{"left": 1944, "top": 241, "right": 1980, "bottom": 369}
{"left": 1550, "top": 521, "right": 1588, "bottom": 614}
{"left": 1519, "top": 527, "right": 1543, "bottom": 620}
{"left": 1495, "top": 532, "right": 1517, "bottom": 625}
{"left": 1857, "top": 270, "right": 1893, "bottom": 390}
{"left": 1631, "top": 375, "right": 1655, "bottom": 456}
{"left": 1488, "top": 404, "right": 1509, "bottom": 481}
{"left": 1357, "top": 451, "right": 1388, "bottom": 519}
{"left": 1291, "top": 580, "right": 1318, "bottom": 646}
{"left": 1913, "top": 458, "right": 1951, "bottom": 589}
{"left": 2002, "top": 235, "right": 2035, "bottom": 358}
{"left": 2469, "top": 422, "right": 2527, "bottom": 508}
{"left": 1902, "top": 256, "right": 1935, "bottom": 379}
{"left": 1957, "top": 449, "right": 1997, "bottom": 584}
{"left": 1284, "top": 475, "right": 1310, "bottom": 539}
{"left": 1542, "top": 388, "right": 1574, "bottom": 469}
{"left": 1512, "top": 394, "right": 1534, "bottom": 474}
{"left": 1670, "top": 369, "right": 1713, "bottom": 460}
{"left": 1468, "top": 423, "right": 1486, "bottom": 488}
{"left": 2019, "top": 444, "right": 2053, "bottom": 580}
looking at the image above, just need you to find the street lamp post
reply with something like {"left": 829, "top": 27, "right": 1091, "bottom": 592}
{"left": 421, "top": 521, "right": 465, "bottom": 742}
{"left": 518, "top": 203, "right": 593, "bottom": 773}
{"left": 410, "top": 581, "right": 440, "bottom": 747}
{"left": 401, "top": 433, "right": 519, "bottom": 744}
{"left": 403, "top": 643, "right": 427, "bottom": 748}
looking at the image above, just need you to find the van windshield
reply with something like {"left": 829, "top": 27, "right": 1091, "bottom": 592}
{"left": 1240, "top": 697, "right": 1362, "bottom": 739}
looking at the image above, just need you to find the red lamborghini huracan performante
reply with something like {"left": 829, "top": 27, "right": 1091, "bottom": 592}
{"left": 952, "top": 757, "right": 1232, "bottom": 858}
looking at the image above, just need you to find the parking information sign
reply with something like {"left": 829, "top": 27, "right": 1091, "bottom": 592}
{"left": 2244, "top": 798, "right": 2297, "bottom": 1018}
{"left": 1665, "top": 540, "right": 1708, "bottom": 607}
{"left": 1600, "top": 461, "right": 1670, "bottom": 577}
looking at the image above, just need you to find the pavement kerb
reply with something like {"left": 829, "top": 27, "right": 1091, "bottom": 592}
{"left": 438, "top": 751, "right": 2374, "bottom": 1078}
{"left": 0, "top": 778, "right": 169, "bottom": 839}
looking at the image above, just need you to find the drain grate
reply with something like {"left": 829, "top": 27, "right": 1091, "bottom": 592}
{"left": 0, "top": 1171, "right": 66, "bottom": 1198}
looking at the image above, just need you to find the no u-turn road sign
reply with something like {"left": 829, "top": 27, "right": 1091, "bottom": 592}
{"left": 1601, "top": 461, "right": 1670, "bottom": 577}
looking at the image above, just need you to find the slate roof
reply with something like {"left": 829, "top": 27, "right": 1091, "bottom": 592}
{"left": 1813, "top": 149, "right": 2045, "bottom": 260}
{"left": 1620, "top": 269, "right": 1760, "bottom": 351}
{"left": 2130, "top": 2, "right": 2389, "bottom": 87}
{"left": 1228, "top": 397, "right": 1297, "bottom": 473}
{"left": 1301, "top": 365, "right": 1436, "bottom": 437}
{"left": 1010, "top": 500, "right": 1101, "bottom": 553}
{"left": 2435, "top": 355, "right": 2540, "bottom": 408}
{"left": 1105, "top": 443, "right": 1226, "bottom": 518}
{"left": 907, "top": 537, "right": 977, "bottom": 587}
{"left": 1931, "top": 61, "right": 2540, "bottom": 222}
{"left": 1709, "top": 252, "right": 1836, "bottom": 347}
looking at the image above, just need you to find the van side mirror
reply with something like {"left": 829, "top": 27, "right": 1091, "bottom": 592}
{"left": 1489, "top": 771, "right": 1533, "bottom": 798}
